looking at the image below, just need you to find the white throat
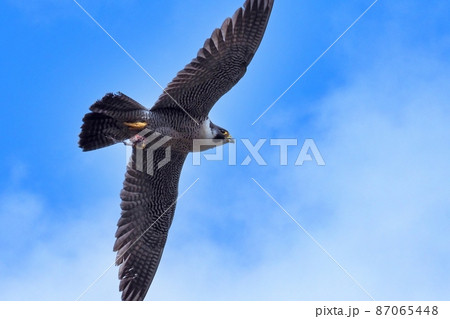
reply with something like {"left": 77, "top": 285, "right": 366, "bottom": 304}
{"left": 198, "top": 118, "right": 215, "bottom": 139}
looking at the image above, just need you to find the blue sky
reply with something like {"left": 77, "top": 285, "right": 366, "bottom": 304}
{"left": 1, "top": 0, "right": 449, "bottom": 300}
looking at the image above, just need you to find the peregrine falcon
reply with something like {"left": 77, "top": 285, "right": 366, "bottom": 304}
{"left": 79, "top": 0, "right": 274, "bottom": 301}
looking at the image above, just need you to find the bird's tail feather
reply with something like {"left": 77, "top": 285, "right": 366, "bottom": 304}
{"left": 79, "top": 93, "right": 148, "bottom": 152}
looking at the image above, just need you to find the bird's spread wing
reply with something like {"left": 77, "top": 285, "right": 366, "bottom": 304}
{"left": 151, "top": 0, "right": 274, "bottom": 120}
{"left": 114, "top": 148, "right": 187, "bottom": 301}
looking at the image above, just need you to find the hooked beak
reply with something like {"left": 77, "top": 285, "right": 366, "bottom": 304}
{"left": 224, "top": 132, "right": 235, "bottom": 143}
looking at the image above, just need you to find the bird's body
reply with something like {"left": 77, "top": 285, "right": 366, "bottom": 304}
{"left": 79, "top": 0, "right": 274, "bottom": 301}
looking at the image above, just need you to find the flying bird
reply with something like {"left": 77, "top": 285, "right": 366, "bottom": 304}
{"left": 79, "top": 0, "right": 274, "bottom": 301}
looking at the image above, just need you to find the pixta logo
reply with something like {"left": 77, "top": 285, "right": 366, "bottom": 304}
{"left": 127, "top": 134, "right": 325, "bottom": 175}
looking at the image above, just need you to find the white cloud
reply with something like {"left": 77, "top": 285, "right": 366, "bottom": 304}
{"left": 0, "top": 187, "right": 121, "bottom": 301}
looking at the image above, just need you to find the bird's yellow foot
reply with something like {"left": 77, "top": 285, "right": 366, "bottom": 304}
{"left": 124, "top": 121, "right": 148, "bottom": 130}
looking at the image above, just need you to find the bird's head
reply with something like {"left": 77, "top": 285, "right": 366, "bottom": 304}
{"left": 211, "top": 124, "right": 235, "bottom": 144}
